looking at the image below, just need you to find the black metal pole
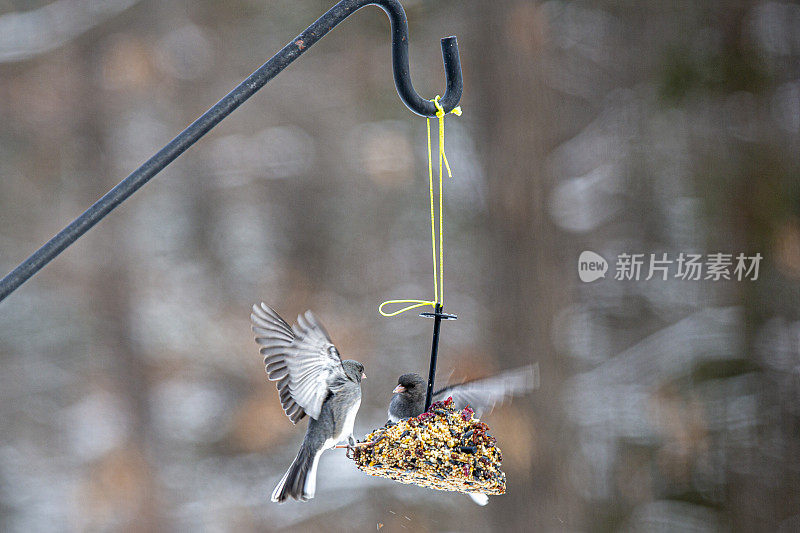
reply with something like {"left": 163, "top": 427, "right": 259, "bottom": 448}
{"left": 424, "top": 304, "right": 444, "bottom": 411}
{"left": 0, "top": 0, "right": 462, "bottom": 303}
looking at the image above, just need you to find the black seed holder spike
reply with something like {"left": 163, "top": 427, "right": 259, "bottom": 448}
{"left": 420, "top": 304, "right": 457, "bottom": 411}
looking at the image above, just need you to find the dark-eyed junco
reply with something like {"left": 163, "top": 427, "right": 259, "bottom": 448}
{"left": 251, "top": 303, "right": 365, "bottom": 503}
{"left": 388, "top": 363, "right": 539, "bottom": 423}
{"left": 388, "top": 373, "right": 427, "bottom": 422}
{"left": 387, "top": 364, "right": 539, "bottom": 505}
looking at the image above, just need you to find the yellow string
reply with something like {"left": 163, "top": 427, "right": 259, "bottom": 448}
{"left": 378, "top": 299, "right": 435, "bottom": 317}
{"left": 378, "top": 97, "right": 461, "bottom": 318}
{"left": 429, "top": 107, "right": 438, "bottom": 306}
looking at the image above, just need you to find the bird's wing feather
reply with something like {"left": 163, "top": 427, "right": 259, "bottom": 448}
{"left": 251, "top": 303, "right": 345, "bottom": 423}
{"left": 433, "top": 363, "right": 540, "bottom": 418}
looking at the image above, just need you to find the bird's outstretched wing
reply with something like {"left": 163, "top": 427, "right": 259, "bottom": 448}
{"left": 433, "top": 363, "right": 540, "bottom": 418}
{"left": 251, "top": 303, "right": 345, "bottom": 423}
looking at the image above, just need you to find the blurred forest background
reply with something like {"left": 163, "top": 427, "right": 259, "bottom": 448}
{"left": 1, "top": 0, "right": 800, "bottom": 531}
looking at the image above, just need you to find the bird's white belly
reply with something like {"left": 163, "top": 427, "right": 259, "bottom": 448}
{"left": 334, "top": 397, "right": 361, "bottom": 445}
{"left": 320, "top": 397, "right": 362, "bottom": 452}
{"left": 310, "top": 397, "right": 362, "bottom": 498}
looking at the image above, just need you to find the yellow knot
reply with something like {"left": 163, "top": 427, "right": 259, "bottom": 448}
{"left": 433, "top": 95, "right": 462, "bottom": 118}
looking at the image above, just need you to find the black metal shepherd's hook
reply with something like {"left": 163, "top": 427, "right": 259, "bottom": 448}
{"left": 0, "top": 0, "right": 461, "bottom": 409}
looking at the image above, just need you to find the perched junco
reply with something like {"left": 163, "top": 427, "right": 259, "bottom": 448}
{"left": 388, "top": 363, "right": 540, "bottom": 423}
{"left": 387, "top": 364, "right": 539, "bottom": 507}
{"left": 388, "top": 373, "right": 428, "bottom": 422}
{"left": 251, "top": 303, "right": 365, "bottom": 503}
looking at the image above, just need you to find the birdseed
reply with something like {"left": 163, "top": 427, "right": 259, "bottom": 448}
{"left": 349, "top": 397, "right": 506, "bottom": 495}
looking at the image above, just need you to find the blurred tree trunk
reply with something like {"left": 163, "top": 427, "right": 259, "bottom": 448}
{"left": 468, "top": 1, "right": 580, "bottom": 529}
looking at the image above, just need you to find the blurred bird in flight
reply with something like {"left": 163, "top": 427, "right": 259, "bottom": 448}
{"left": 388, "top": 364, "right": 539, "bottom": 423}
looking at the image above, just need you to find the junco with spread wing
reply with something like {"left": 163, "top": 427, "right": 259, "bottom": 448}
{"left": 251, "top": 303, "right": 365, "bottom": 503}
{"left": 388, "top": 363, "right": 539, "bottom": 422}
{"left": 387, "top": 364, "right": 539, "bottom": 506}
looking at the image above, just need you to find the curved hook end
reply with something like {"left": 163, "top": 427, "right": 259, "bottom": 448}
{"left": 382, "top": 0, "right": 463, "bottom": 117}
{"left": 437, "top": 36, "right": 463, "bottom": 115}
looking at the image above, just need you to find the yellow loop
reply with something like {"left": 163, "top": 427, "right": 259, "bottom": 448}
{"left": 378, "top": 97, "right": 462, "bottom": 317}
{"left": 378, "top": 300, "right": 437, "bottom": 317}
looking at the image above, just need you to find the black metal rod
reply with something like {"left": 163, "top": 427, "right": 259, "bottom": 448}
{"left": 424, "top": 303, "right": 444, "bottom": 411}
{"left": 0, "top": 0, "right": 462, "bottom": 303}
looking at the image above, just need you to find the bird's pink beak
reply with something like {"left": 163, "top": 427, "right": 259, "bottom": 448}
{"left": 362, "top": 372, "right": 367, "bottom": 379}
{"left": 393, "top": 384, "right": 406, "bottom": 394}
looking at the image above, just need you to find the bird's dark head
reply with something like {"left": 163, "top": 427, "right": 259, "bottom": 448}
{"left": 393, "top": 373, "right": 425, "bottom": 395}
{"left": 342, "top": 359, "right": 366, "bottom": 383}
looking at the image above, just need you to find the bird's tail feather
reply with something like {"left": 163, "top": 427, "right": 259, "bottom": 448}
{"left": 271, "top": 444, "right": 318, "bottom": 503}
